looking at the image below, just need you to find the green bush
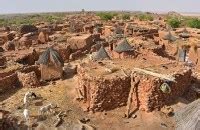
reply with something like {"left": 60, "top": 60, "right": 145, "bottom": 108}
{"left": 122, "top": 14, "right": 130, "bottom": 20}
{"left": 167, "top": 17, "right": 181, "bottom": 28}
{"left": 186, "top": 18, "right": 200, "bottom": 29}
{"left": 137, "top": 14, "right": 153, "bottom": 21}
{"left": 96, "top": 12, "right": 117, "bottom": 21}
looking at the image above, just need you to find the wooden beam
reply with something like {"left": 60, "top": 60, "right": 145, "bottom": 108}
{"left": 132, "top": 68, "right": 176, "bottom": 82}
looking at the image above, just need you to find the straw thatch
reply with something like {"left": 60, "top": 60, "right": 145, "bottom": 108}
{"left": 37, "top": 47, "right": 64, "bottom": 67}
{"left": 93, "top": 46, "right": 110, "bottom": 60}
{"left": 114, "top": 38, "right": 133, "bottom": 53}
{"left": 163, "top": 31, "right": 177, "bottom": 42}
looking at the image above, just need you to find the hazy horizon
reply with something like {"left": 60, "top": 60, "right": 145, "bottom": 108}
{"left": 1, "top": 0, "right": 200, "bottom": 14}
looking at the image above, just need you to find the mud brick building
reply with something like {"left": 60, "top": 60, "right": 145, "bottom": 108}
{"left": 37, "top": 47, "right": 64, "bottom": 81}
{"left": 76, "top": 58, "right": 192, "bottom": 112}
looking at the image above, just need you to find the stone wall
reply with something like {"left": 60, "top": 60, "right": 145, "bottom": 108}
{"left": 130, "top": 69, "right": 192, "bottom": 112}
{"left": 77, "top": 67, "right": 131, "bottom": 112}
{"left": 77, "top": 65, "right": 192, "bottom": 112}
{"left": 18, "top": 71, "right": 39, "bottom": 88}
{"left": 0, "top": 65, "right": 40, "bottom": 91}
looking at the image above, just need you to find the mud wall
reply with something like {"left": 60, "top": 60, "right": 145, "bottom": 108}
{"left": 20, "top": 65, "right": 40, "bottom": 78}
{"left": 0, "top": 73, "right": 19, "bottom": 92}
{"left": 40, "top": 64, "right": 63, "bottom": 81}
{"left": 77, "top": 69, "right": 131, "bottom": 112}
{"left": 0, "top": 65, "right": 40, "bottom": 92}
{"left": 131, "top": 69, "right": 192, "bottom": 112}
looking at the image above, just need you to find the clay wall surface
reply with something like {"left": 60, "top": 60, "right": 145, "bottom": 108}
{"left": 131, "top": 69, "right": 192, "bottom": 112}
{"left": 77, "top": 61, "right": 192, "bottom": 112}
{"left": 40, "top": 64, "right": 63, "bottom": 81}
{"left": 77, "top": 67, "right": 131, "bottom": 112}
{"left": 54, "top": 44, "right": 71, "bottom": 62}
{"left": 0, "top": 65, "right": 40, "bottom": 91}
{"left": 68, "top": 34, "right": 94, "bottom": 52}
{"left": 0, "top": 73, "right": 19, "bottom": 92}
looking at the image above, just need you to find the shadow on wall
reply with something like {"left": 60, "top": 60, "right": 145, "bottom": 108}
{"left": 0, "top": 86, "right": 21, "bottom": 102}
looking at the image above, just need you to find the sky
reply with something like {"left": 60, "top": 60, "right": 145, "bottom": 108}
{"left": 0, "top": 0, "right": 200, "bottom": 14}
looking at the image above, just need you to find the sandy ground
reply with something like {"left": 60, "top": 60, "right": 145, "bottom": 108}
{"left": 0, "top": 76, "right": 177, "bottom": 130}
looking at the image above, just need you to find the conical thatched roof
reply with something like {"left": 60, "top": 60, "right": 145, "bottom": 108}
{"left": 179, "top": 28, "right": 190, "bottom": 38}
{"left": 37, "top": 47, "right": 64, "bottom": 67}
{"left": 181, "top": 27, "right": 189, "bottom": 33}
{"left": 163, "top": 31, "right": 177, "bottom": 42}
{"left": 93, "top": 46, "right": 110, "bottom": 60}
{"left": 114, "top": 38, "right": 133, "bottom": 53}
{"left": 175, "top": 99, "right": 200, "bottom": 130}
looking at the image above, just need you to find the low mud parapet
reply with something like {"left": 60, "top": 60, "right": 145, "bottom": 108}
{"left": 0, "top": 65, "right": 40, "bottom": 92}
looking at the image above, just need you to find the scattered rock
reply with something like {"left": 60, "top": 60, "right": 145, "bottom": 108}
{"left": 131, "top": 114, "right": 137, "bottom": 119}
{"left": 160, "top": 123, "right": 168, "bottom": 128}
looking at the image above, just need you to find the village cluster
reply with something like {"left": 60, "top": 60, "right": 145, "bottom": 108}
{"left": 0, "top": 12, "right": 200, "bottom": 129}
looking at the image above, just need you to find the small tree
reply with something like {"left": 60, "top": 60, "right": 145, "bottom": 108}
{"left": 96, "top": 12, "right": 117, "bottom": 21}
{"left": 122, "top": 14, "right": 130, "bottom": 20}
{"left": 187, "top": 18, "right": 200, "bottom": 29}
{"left": 137, "top": 14, "right": 153, "bottom": 21}
{"left": 167, "top": 17, "right": 181, "bottom": 28}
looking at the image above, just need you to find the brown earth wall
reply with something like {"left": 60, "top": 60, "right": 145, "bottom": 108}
{"left": 131, "top": 69, "right": 192, "bottom": 112}
{"left": 77, "top": 67, "right": 131, "bottom": 112}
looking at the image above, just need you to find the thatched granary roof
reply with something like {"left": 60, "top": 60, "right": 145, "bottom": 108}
{"left": 179, "top": 28, "right": 190, "bottom": 38}
{"left": 37, "top": 47, "right": 64, "bottom": 67}
{"left": 163, "top": 31, "right": 177, "bottom": 42}
{"left": 93, "top": 46, "right": 110, "bottom": 60}
{"left": 175, "top": 99, "right": 200, "bottom": 130}
{"left": 114, "top": 38, "right": 133, "bottom": 53}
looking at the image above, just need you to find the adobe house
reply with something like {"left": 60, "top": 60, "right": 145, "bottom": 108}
{"left": 127, "top": 67, "right": 192, "bottom": 113}
{"left": 175, "top": 41, "right": 198, "bottom": 65}
{"left": 76, "top": 57, "right": 192, "bottom": 112}
{"left": 37, "top": 47, "right": 64, "bottom": 81}
{"left": 112, "top": 38, "right": 135, "bottom": 59}
{"left": 68, "top": 34, "right": 94, "bottom": 52}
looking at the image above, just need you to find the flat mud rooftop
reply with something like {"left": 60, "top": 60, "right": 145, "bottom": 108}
{"left": 79, "top": 57, "right": 186, "bottom": 77}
